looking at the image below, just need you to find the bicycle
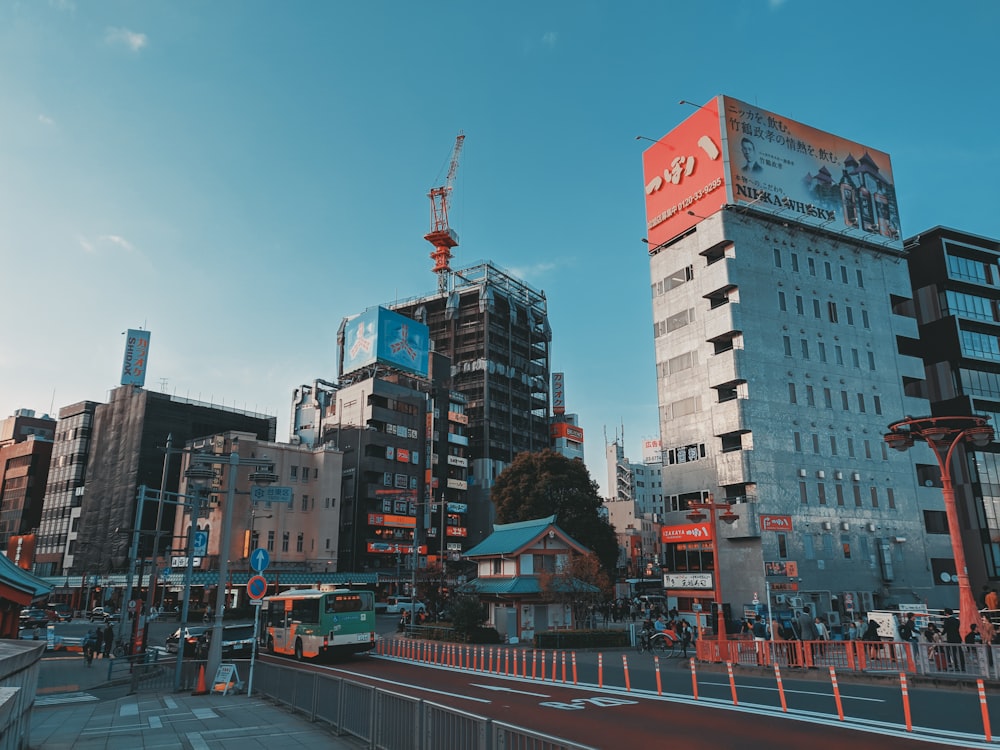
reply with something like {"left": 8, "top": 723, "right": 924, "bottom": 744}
{"left": 649, "top": 631, "right": 682, "bottom": 657}
{"left": 82, "top": 639, "right": 96, "bottom": 666}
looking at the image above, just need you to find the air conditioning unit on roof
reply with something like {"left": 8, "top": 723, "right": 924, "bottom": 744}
{"left": 788, "top": 596, "right": 804, "bottom": 609}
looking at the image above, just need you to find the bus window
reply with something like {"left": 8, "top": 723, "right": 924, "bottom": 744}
{"left": 291, "top": 599, "right": 320, "bottom": 623}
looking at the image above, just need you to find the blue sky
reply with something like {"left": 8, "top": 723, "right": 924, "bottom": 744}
{"left": 2, "top": 0, "right": 998, "bottom": 495}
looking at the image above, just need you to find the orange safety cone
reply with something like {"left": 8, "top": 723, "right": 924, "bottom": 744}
{"left": 192, "top": 664, "right": 209, "bottom": 696}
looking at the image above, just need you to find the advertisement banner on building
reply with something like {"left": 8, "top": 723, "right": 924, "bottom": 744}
{"left": 721, "top": 95, "right": 901, "bottom": 248}
{"left": 642, "top": 439, "right": 662, "bottom": 465}
{"left": 549, "top": 422, "right": 584, "bottom": 443}
{"left": 342, "top": 306, "right": 430, "bottom": 377}
{"left": 759, "top": 514, "right": 793, "bottom": 532}
{"left": 552, "top": 372, "right": 565, "bottom": 415}
{"left": 764, "top": 560, "right": 799, "bottom": 577}
{"left": 6, "top": 533, "right": 36, "bottom": 570}
{"left": 663, "top": 572, "right": 713, "bottom": 590}
{"left": 120, "top": 328, "right": 151, "bottom": 387}
{"left": 367, "top": 513, "right": 416, "bottom": 528}
{"left": 661, "top": 522, "right": 713, "bottom": 544}
{"left": 641, "top": 96, "right": 727, "bottom": 248}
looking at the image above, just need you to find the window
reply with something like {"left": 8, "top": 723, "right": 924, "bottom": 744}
{"left": 296, "top": 532, "right": 304, "bottom": 552}
{"left": 848, "top": 438, "right": 855, "bottom": 457}
{"left": 801, "top": 339, "right": 810, "bottom": 359}
{"left": 800, "top": 481, "right": 808, "bottom": 504}
{"left": 789, "top": 383, "right": 797, "bottom": 404}
{"left": 290, "top": 465, "right": 298, "bottom": 481}
{"left": 828, "top": 301, "right": 838, "bottom": 323}
{"left": 808, "top": 257, "right": 816, "bottom": 276}
{"left": 779, "top": 291, "right": 787, "bottom": 311}
{"left": 806, "top": 385, "right": 815, "bottom": 406}
{"left": 862, "top": 309, "right": 870, "bottom": 329}
{"left": 841, "top": 266, "right": 849, "bottom": 283}
{"left": 818, "top": 342, "right": 827, "bottom": 362}
{"left": 783, "top": 336, "right": 792, "bottom": 356}
{"left": 887, "top": 488, "right": 896, "bottom": 509}
{"left": 774, "top": 249, "right": 782, "bottom": 267}
{"left": 853, "top": 485, "right": 862, "bottom": 507}
{"left": 864, "top": 439, "right": 872, "bottom": 459}
{"left": 870, "top": 487, "right": 879, "bottom": 508}
{"left": 841, "top": 391, "right": 850, "bottom": 410}
{"left": 824, "top": 388, "right": 833, "bottom": 409}
{"left": 836, "top": 485, "right": 845, "bottom": 506}
{"left": 267, "top": 530, "right": 275, "bottom": 552}
{"left": 825, "top": 261, "right": 833, "bottom": 280}
{"left": 777, "top": 533, "right": 788, "bottom": 559}
{"left": 924, "top": 509, "right": 949, "bottom": 534}
{"left": 835, "top": 346, "right": 844, "bottom": 365}
{"left": 818, "top": 483, "right": 827, "bottom": 505}
{"left": 793, "top": 432, "right": 802, "bottom": 452}
{"left": 812, "top": 434, "right": 820, "bottom": 454}
{"left": 856, "top": 269, "right": 864, "bottom": 288}
{"left": 842, "top": 536, "right": 852, "bottom": 559}
{"left": 852, "top": 348, "right": 861, "bottom": 368}
{"left": 301, "top": 494, "right": 308, "bottom": 511}
{"left": 791, "top": 253, "right": 800, "bottom": 272}
{"left": 868, "top": 351, "right": 876, "bottom": 370}
{"left": 830, "top": 435, "right": 837, "bottom": 454}
{"left": 492, "top": 559, "right": 502, "bottom": 575}
{"left": 846, "top": 306, "right": 855, "bottom": 326}
{"left": 282, "top": 531, "right": 290, "bottom": 553}
{"left": 796, "top": 295, "right": 804, "bottom": 315}
{"left": 857, "top": 393, "right": 866, "bottom": 413}
{"left": 874, "top": 395, "right": 882, "bottom": 415}
{"left": 813, "top": 298, "right": 822, "bottom": 318}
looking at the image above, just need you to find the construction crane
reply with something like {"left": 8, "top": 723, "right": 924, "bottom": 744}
{"left": 425, "top": 132, "right": 465, "bottom": 292}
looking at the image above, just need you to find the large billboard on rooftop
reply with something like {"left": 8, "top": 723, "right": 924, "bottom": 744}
{"left": 642, "top": 96, "right": 902, "bottom": 251}
{"left": 342, "top": 306, "right": 429, "bottom": 378}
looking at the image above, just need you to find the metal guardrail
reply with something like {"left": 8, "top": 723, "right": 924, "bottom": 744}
{"left": 253, "top": 661, "right": 595, "bottom": 750}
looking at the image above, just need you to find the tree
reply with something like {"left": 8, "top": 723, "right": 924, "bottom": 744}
{"left": 491, "top": 450, "right": 619, "bottom": 578}
{"left": 539, "top": 552, "right": 613, "bottom": 628}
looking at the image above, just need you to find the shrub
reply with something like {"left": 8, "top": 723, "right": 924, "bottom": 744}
{"left": 534, "top": 629, "right": 629, "bottom": 649}
{"left": 469, "top": 626, "right": 502, "bottom": 644}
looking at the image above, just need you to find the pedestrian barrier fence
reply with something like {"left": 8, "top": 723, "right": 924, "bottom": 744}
{"left": 695, "top": 637, "right": 1000, "bottom": 679}
{"left": 252, "top": 660, "right": 595, "bottom": 750}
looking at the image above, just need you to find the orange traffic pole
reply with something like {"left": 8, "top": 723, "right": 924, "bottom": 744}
{"left": 690, "top": 657, "right": 699, "bottom": 700}
{"left": 532, "top": 649, "right": 537, "bottom": 680}
{"left": 551, "top": 650, "right": 557, "bottom": 682}
{"left": 488, "top": 647, "right": 493, "bottom": 673}
{"left": 598, "top": 653, "right": 603, "bottom": 688}
{"left": 654, "top": 655, "right": 662, "bottom": 696}
{"left": 522, "top": 649, "right": 527, "bottom": 678}
{"left": 829, "top": 666, "right": 844, "bottom": 721}
{"left": 571, "top": 651, "right": 578, "bottom": 685}
{"left": 622, "top": 654, "right": 631, "bottom": 692}
{"left": 541, "top": 650, "right": 546, "bottom": 680}
{"left": 899, "top": 673, "right": 912, "bottom": 732}
{"left": 505, "top": 648, "right": 510, "bottom": 675}
{"left": 727, "top": 662, "right": 738, "bottom": 705}
{"left": 774, "top": 663, "right": 787, "bottom": 712}
{"left": 561, "top": 651, "right": 567, "bottom": 683}
{"left": 979, "top": 679, "right": 993, "bottom": 742}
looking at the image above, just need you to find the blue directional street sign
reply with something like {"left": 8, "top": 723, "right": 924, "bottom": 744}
{"left": 193, "top": 530, "right": 208, "bottom": 557}
{"left": 250, "top": 486, "right": 293, "bottom": 504}
{"left": 251, "top": 547, "right": 270, "bottom": 572}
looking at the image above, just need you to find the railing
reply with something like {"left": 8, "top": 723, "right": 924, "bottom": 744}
{"left": 253, "top": 660, "right": 595, "bottom": 750}
{"left": 696, "top": 636, "right": 1000, "bottom": 679}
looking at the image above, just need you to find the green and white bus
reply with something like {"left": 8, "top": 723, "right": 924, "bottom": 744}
{"left": 263, "top": 588, "right": 376, "bottom": 660}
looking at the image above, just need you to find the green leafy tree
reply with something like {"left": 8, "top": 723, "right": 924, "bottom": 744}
{"left": 492, "top": 450, "right": 619, "bottom": 578}
{"left": 539, "top": 552, "right": 613, "bottom": 628}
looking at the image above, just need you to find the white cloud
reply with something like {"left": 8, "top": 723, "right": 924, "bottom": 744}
{"left": 507, "top": 261, "right": 556, "bottom": 281}
{"left": 38, "top": 114, "right": 55, "bottom": 126}
{"left": 78, "top": 234, "right": 136, "bottom": 253}
{"left": 77, "top": 236, "right": 94, "bottom": 253}
{"left": 105, "top": 27, "right": 148, "bottom": 53}
{"left": 100, "top": 235, "right": 135, "bottom": 252}
{"left": 542, "top": 32, "right": 558, "bottom": 47}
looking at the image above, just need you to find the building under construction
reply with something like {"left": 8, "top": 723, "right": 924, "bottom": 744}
{"left": 389, "top": 261, "right": 552, "bottom": 543}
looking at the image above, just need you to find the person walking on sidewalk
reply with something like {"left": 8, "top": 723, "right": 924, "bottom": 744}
{"left": 942, "top": 607, "right": 966, "bottom": 671}
{"left": 103, "top": 624, "right": 114, "bottom": 658}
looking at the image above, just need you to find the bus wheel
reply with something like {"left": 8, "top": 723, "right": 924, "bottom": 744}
{"left": 294, "top": 639, "right": 303, "bottom": 661}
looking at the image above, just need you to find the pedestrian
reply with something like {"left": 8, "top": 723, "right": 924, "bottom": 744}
{"left": 95, "top": 625, "right": 104, "bottom": 657}
{"left": 986, "top": 588, "right": 999, "bottom": 614}
{"left": 103, "top": 624, "right": 114, "bottom": 658}
{"left": 942, "top": 607, "right": 965, "bottom": 671}
{"left": 899, "top": 613, "right": 917, "bottom": 643}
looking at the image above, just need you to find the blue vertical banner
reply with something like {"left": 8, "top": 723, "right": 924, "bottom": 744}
{"left": 120, "top": 329, "right": 151, "bottom": 386}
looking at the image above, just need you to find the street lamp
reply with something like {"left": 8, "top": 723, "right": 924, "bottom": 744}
{"left": 686, "top": 494, "right": 740, "bottom": 644}
{"left": 884, "top": 415, "right": 994, "bottom": 635}
{"left": 188, "top": 451, "right": 277, "bottom": 685}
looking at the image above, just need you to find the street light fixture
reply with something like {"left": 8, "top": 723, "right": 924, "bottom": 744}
{"left": 686, "top": 494, "right": 740, "bottom": 645}
{"left": 884, "top": 415, "right": 994, "bottom": 635}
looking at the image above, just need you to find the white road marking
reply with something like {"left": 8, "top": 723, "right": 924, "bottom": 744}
{"left": 121, "top": 702, "right": 139, "bottom": 716}
{"left": 148, "top": 715, "right": 162, "bottom": 728}
{"left": 470, "top": 683, "right": 551, "bottom": 697}
{"left": 700, "top": 679, "right": 884, "bottom": 703}
{"left": 323, "top": 665, "right": 491, "bottom": 703}
{"left": 163, "top": 696, "right": 178, "bottom": 709}
{"left": 192, "top": 707, "right": 218, "bottom": 719}
{"left": 33, "top": 692, "right": 98, "bottom": 707}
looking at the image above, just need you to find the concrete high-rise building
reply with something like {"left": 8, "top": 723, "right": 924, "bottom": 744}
{"left": 905, "top": 226, "right": 1000, "bottom": 590}
{"left": 389, "top": 262, "right": 551, "bottom": 545}
{"left": 641, "top": 95, "right": 935, "bottom": 626}
{"left": 0, "top": 409, "right": 55, "bottom": 556}
{"left": 35, "top": 400, "right": 100, "bottom": 576}
{"left": 72, "top": 386, "right": 276, "bottom": 577}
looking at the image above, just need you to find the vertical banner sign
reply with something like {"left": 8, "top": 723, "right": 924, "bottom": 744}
{"left": 121, "top": 329, "right": 151, "bottom": 386}
{"left": 552, "top": 372, "right": 565, "bottom": 415}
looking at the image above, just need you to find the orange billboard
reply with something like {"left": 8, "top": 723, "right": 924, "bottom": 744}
{"left": 641, "top": 96, "right": 727, "bottom": 248}
{"left": 721, "top": 95, "right": 901, "bottom": 247}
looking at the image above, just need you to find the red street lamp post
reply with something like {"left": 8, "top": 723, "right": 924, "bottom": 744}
{"left": 686, "top": 495, "right": 740, "bottom": 643}
{"left": 884, "top": 416, "right": 994, "bottom": 636}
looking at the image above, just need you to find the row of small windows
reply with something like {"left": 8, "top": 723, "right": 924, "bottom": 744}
{"left": 959, "top": 368, "right": 1000, "bottom": 400}
{"left": 945, "top": 252, "right": 998, "bottom": 286}
{"left": 653, "top": 308, "right": 695, "bottom": 338}
{"left": 944, "top": 290, "right": 999, "bottom": 323}
{"left": 778, "top": 291, "right": 871, "bottom": 329}
{"left": 798, "top": 480, "right": 896, "bottom": 509}
{"left": 651, "top": 265, "right": 694, "bottom": 297}
{"left": 774, "top": 250, "right": 865, "bottom": 288}
{"left": 788, "top": 384, "right": 882, "bottom": 415}
{"left": 782, "top": 336, "right": 876, "bottom": 370}
{"left": 960, "top": 330, "right": 1000, "bottom": 362}
{"left": 793, "top": 432, "right": 889, "bottom": 461}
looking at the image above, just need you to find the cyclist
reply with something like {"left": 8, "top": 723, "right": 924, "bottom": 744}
{"left": 82, "top": 629, "right": 98, "bottom": 666}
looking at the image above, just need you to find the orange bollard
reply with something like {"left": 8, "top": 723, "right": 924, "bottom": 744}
{"left": 551, "top": 650, "right": 557, "bottom": 682}
{"left": 572, "top": 651, "right": 578, "bottom": 685}
{"left": 541, "top": 650, "right": 546, "bottom": 680}
{"left": 654, "top": 655, "right": 662, "bottom": 696}
{"left": 505, "top": 648, "right": 510, "bottom": 675}
{"left": 622, "top": 654, "right": 631, "bottom": 692}
{"left": 561, "top": 651, "right": 567, "bottom": 683}
{"left": 598, "top": 653, "right": 603, "bottom": 688}
{"left": 829, "top": 666, "right": 844, "bottom": 721}
{"left": 979, "top": 679, "right": 993, "bottom": 742}
{"left": 900, "top": 673, "right": 912, "bottom": 732}
{"left": 522, "top": 649, "right": 527, "bottom": 678}
{"left": 774, "top": 664, "right": 787, "bottom": 713}
{"left": 489, "top": 647, "right": 494, "bottom": 673}
{"left": 532, "top": 650, "right": 537, "bottom": 679}
{"left": 690, "top": 657, "right": 699, "bottom": 700}
{"left": 727, "top": 662, "right": 738, "bottom": 705}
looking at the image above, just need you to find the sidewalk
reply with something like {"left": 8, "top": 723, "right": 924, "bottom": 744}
{"left": 31, "top": 653, "right": 364, "bottom": 749}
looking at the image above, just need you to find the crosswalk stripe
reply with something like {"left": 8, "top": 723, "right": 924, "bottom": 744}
{"left": 34, "top": 692, "right": 99, "bottom": 707}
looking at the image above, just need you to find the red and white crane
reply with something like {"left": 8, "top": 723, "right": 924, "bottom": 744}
{"left": 424, "top": 132, "right": 465, "bottom": 292}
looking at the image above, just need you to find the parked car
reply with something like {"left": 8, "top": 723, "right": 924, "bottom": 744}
{"left": 385, "top": 597, "right": 426, "bottom": 615}
{"left": 195, "top": 623, "right": 256, "bottom": 659}
{"left": 88, "top": 606, "right": 114, "bottom": 623}
{"left": 166, "top": 625, "right": 210, "bottom": 655}
{"left": 45, "top": 603, "right": 74, "bottom": 622}
{"left": 20, "top": 608, "right": 49, "bottom": 629}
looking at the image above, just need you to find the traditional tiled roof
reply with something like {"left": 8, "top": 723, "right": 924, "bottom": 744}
{"left": 456, "top": 575, "right": 600, "bottom": 596}
{"left": 0, "top": 554, "right": 52, "bottom": 606}
{"left": 463, "top": 515, "right": 588, "bottom": 558}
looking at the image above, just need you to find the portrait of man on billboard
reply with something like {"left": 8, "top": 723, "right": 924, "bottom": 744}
{"left": 740, "top": 136, "right": 763, "bottom": 173}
